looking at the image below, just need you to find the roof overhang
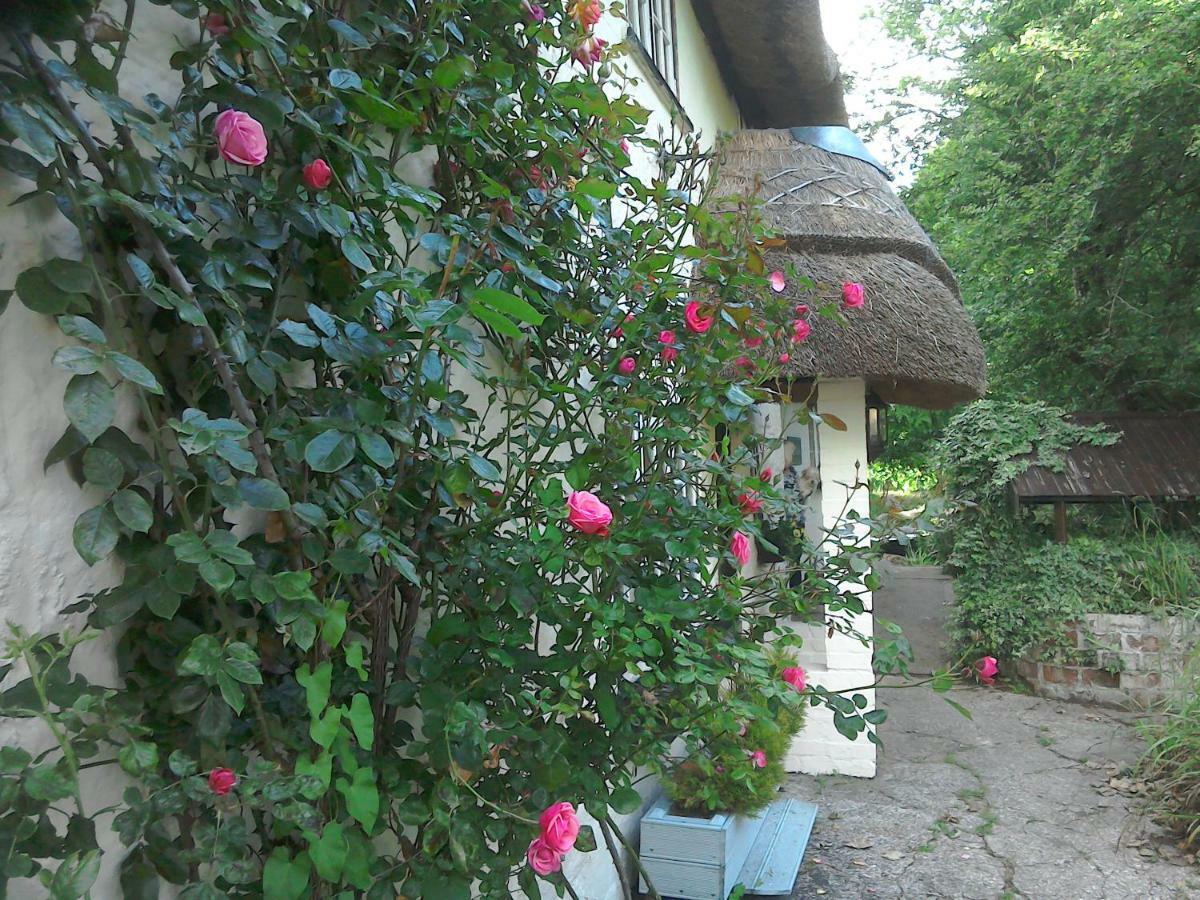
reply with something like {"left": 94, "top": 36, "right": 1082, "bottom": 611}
{"left": 692, "top": 0, "right": 848, "bottom": 128}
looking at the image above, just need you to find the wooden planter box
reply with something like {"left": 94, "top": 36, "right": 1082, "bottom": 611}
{"left": 638, "top": 794, "right": 817, "bottom": 900}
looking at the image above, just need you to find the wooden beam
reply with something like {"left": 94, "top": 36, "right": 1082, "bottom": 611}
{"left": 1054, "top": 501, "right": 1069, "bottom": 544}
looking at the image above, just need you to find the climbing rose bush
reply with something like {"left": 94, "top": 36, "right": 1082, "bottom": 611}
{"left": 0, "top": 1, "right": 882, "bottom": 897}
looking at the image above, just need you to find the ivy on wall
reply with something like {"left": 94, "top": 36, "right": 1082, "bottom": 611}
{"left": 0, "top": 1, "right": 882, "bottom": 897}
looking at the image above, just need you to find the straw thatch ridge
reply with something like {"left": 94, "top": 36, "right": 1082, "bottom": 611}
{"left": 692, "top": 0, "right": 848, "bottom": 128}
{"left": 713, "top": 130, "right": 987, "bottom": 409}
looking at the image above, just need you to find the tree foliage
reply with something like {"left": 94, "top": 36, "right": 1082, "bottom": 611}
{"left": 878, "top": 0, "right": 1200, "bottom": 410}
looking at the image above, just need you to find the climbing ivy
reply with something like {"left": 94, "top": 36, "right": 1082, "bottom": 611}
{"left": 0, "top": 1, "right": 882, "bottom": 896}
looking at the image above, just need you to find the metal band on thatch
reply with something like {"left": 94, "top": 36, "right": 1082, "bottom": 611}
{"left": 713, "top": 129, "right": 987, "bottom": 410}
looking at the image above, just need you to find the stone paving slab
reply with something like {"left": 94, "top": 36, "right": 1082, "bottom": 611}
{"left": 782, "top": 683, "right": 1199, "bottom": 899}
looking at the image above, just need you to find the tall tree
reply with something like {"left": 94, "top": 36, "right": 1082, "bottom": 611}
{"left": 878, "top": 0, "right": 1200, "bottom": 410}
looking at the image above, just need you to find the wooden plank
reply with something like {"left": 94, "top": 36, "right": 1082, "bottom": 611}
{"left": 740, "top": 799, "right": 818, "bottom": 896}
{"left": 1054, "top": 500, "right": 1068, "bottom": 544}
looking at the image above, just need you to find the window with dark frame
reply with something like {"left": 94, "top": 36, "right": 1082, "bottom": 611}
{"left": 628, "top": 0, "right": 679, "bottom": 96}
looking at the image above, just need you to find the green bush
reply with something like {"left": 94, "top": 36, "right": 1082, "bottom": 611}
{"left": 1140, "top": 653, "right": 1200, "bottom": 846}
{"left": 664, "top": 658, "right": 807, "bottom": 816}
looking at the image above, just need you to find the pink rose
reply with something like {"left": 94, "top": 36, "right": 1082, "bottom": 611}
{"left": 567, "top": 491, "right": 613, "bottom": 536}
{"left": 685, "top": 300, "right": 713, "bottom": 335}
{"left": 208, "top": 767, "right": 237, "bottom": 796}
{"left": 522, "top": 0, "right": 546, "bottom": 22}
{"left": 659, "top": 329, "right": 676, "bottom": 346}
{"left": 975, "top": 656, "right": 999, "bottom": 685}
{"left": 769, "top": 271, "right": 786, "bottom": 293}
{"left": 749, "top": 750, "right": 767, "bottom": 769}
{"left": 779, "top": 352, "right": 790, "bottom": 364}
{"left": 618, "top": 356, "right": 636, "bottom": 376}
{"left": 738, "top": 492, "right": 763, "bottom": 517}
{"left": 792, "top": 319, "right": 812, "bottom": 343}
{"left": 662, "top": 347, "right": 679, "bottom": 364}
{"left": 842, "top": 282, "right": 866, "bottom": 309}
{"left": 539, "top": 802, "right": 580, "bottom": 853}
{"left": 734, "top": 355, "right": 754, "bottom": 372}
{"left": 527, "top": 837, "right": 563, "bottom": 876}
{"left": 302, "top": 158, "right": 333, "bottom": 190}
{"left": 568, "top": 0, "right": 602, "bottom": 29}
{"left": 782, "top": 665, "right": 807, "bottom": 692}
{"left": 204, "top": 13, "right": 231, "bottom": 37}
{"left": 795, "top": 303, "right": 810, "bottom": 316}
{"left": 571, "top": 35, "right": 607, "bottom": 68}
{"left": 214, "top": 110, "right": 267, "bottom": 167}
{"left": 760, "top": 467, "right": 774, "bottom": 481}
{"left": 731, "top": 531, "right": 751, "bottom": 567}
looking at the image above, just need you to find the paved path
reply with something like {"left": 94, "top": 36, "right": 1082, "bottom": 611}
{"left": 783, "top": 684, "right": 1199, "bottom": 899}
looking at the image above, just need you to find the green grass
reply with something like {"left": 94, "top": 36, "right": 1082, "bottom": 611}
{"left": 1139, "top": 655, "right": 1200, "bottom": 845}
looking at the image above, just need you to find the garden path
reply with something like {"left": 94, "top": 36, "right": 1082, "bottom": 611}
{"left": 783, "top": 683, "right": 1198, "bottom": 899}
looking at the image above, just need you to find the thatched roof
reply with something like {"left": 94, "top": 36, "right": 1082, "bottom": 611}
{"left": 692, "top": 0, "right": 847, "bottom": 128}
{"left": 713, "top": 129, "right": 987, "bottom": 409}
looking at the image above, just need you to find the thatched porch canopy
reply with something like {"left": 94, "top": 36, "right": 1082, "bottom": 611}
{"left": 711, "top": 129, "right": 988, "bottom": 410}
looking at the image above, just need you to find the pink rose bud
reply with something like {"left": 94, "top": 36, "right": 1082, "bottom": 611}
{"left": 792, "top": 319, "right": 812, "bottom": 343}
{"left": 782, "top": 665, "right": 807, "bottom": 692}
{"left": 571, "top": 35, "right": 607, "bottom": 68}
{"left": 738, "top": 492, "right": 763, "bottom": 517}
{"left": 522, "top": 0, "right": 546, "bottom": 22}
{"left": 769, "top": 271, "right": 786, "bottom": 292}
{"left": 975, "top": 656, "right": 999, "bottom": 685}
{"left": 567, "top": 491, "right": 613, "bottom": 536}
{"left": 205, "top": 13, "right": 231, "bottom": 37}
{"left": 738, "top": 721, "right": 748, "bottom": 737}
{"left": 539, "top": 802, "right": 581, "bottom": 853}
{"left": 214, "top": 109, "right": 268, "bottom": 167}
{"left": 842, "top": 281, "right": 866, "bottom": 309}
{"left": 662, "top": 347, "right": 679, "bottom": 364}
{"left": 760, "top": 467, "right": 774, "bottom": 481}
{"left": 302, "top": 158, "right": 333, "bottom": 190}
{"left": 569, "top": 0, "right": 603, "bottom": 29}
{"left": 685, "top": 301, "right": 714, "bottom": 335}
{"left": 744, "top": 336, "right": 764, "bottom": 349}
{"left": 618, "top": 356, "right": 636, "bottom": 376}
{"left": 527, "top": 837, "right": 563, "bottom": 876}
{"left": 614, "top": 311, "right": 634, "bottom": 339}
{"left": 208, "top": 767, "right": 237, "bottom": 796}
{"left": 620, "top": 138, "right": 631, "bottom": 155}
{"left": 731, "top": 531, "right": 751, "bottom": 567}
{"left": 779, "top": 352, "right": 790, "bottom": 364}
{"left": 795, "top": 303, "right": 810, "bottom": 316}
{"left": 749, "top": 750, "right": 768, "bottom": 769}
{"left": 734, "top": 355, "right": 754, "bottom": 372}
{"left": 659, "top": 329, "right": 676, "bottom": 345}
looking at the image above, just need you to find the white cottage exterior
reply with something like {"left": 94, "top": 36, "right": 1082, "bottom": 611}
{"left": 0, "top": 2, "right": 985, "bottom": 898}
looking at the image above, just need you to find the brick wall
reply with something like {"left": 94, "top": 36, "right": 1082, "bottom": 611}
{"left": 1015, "top": 613, "right": 1199, "bottom": 708}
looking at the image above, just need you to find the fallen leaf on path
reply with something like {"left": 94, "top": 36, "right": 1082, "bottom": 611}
{"left": 882, "top": 850, "right": 904, "bottom": 861}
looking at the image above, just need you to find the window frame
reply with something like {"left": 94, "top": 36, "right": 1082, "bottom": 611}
{"left": 627, "top": 0, "right": 681, "bottom": 103}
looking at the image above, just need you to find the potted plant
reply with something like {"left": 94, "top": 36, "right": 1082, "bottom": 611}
{"left": 639, "top": 655, "right": 812, "bottom": 900}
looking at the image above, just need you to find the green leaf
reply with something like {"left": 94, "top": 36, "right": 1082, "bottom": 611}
{"left": 179, "top": 634, "right": 223, "bottom": 678}
{"left": 304, "top": 429, "right": 356, "bottom": 473}
{"left": 340, "top": 234, "right": 373, "bottom": 271}
{"left": 329, "top": 69, "right": 363, "bottom": 91}
{"left": 575, "top": 178, "right": 618, "bottom": 200}
{"left": 575, "top": 824, "right": 597, "bottom": 853}
{"left": 237, "top": 477, "right": 292, "bottom": 510}
{"left": 292, "top": 503, "right": 329, "bottom": 528}
{"left": 943, "top": 697, "right": 974, "bottom": 720}
{"left": 109, "top": 352, "right": 163, "bottom": 394}
{"left": 48, "top": 849, "right": 101, "bottom": 900}
{"left": 347, "top": 692, "right": 375, "bottom": 750}
{"left": 321, "top": 598, "right": 349, "bottom": 648}
{"left": 73, "top": 505, "right": 119, "bottom": 565}
{"left": 296, "top": 662, "right": 332, "bottom": 719}
{"left": 1, "top": 102, "right": 57, "bottom": 159}
{"left": 42, "top": 258, "right": 94, "bottom": 294}
{"left": 57, "top": 315, "right": 106, "bottom": 344}
{"left": 81, "top": 447, "right": 123, "bottom": 490}
{"left": 199, "top": 558, "right": 236, "bottom": 592}
{"left": 124, "top": 253, "right": 156, "bottom": 289}
{"left": 217, "top": 671, "right": 246, "bottom": 714}
{"left": 278, "top": 319, "right": 320, "bottom": 348}
{"left": 263, "top": 848, "right": 311, "bottom": 900}
{"left": 468, "top": 302, "right": 522, "bottom": 338}
{"left": 117, "top": 740, "right": 158, "bottom": 776}
{"left": 609, "top": 786, "right": 642, "bottom": 815}
{"left": 16, "top": 266, "right": 74, "bottom": 315}
{"left": 119, "top": 850, "right": 160, "bottom": 900}
{"left": 308, "top": 822, "right": 347, "bottom": 882}
{"left": 467, "top": 453, "right": 502, "bottom": 482}
{"left": 726, "top": 384, "right": 756, "bottom": 407}
{"left": 338, "top": 767, "right": 379, "bottom": 832}
{"left": 52, "top": 345, "right": 104, "bottom": 375}
{"left": 357, "top": 431, "right": 395, "bottom": 468}
{"left": 112, "top": 489, "right": 153, "bottom": 532}
{"left": 64, "top": 374, "right": 115, "bottom": 442}
{"left": 472, "top": 286, "right": 545, "bottom": 325}
{"left": 24, "top": 762, "right": 74, "bottom": 801}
